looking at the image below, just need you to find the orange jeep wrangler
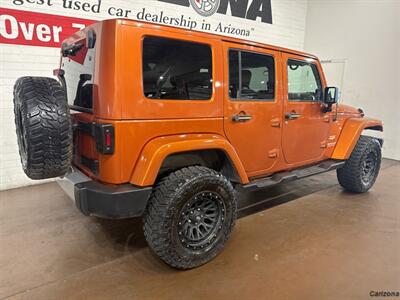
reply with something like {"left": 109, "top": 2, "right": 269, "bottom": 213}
{"left": 13, "top": 19, "right": 383, "bottom": 269}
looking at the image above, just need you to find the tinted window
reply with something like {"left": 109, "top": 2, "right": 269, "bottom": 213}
{"left": 143, "top": 37, "right": 212, "bottom": 100}
{"left": 287, "top": 59, "right": 322, "bottom": 101}
{"left": 229, "top": 50, "right": 275, "bottom": 100}
{"left": 61, "top": 39, "right": 95, "bottom": 110}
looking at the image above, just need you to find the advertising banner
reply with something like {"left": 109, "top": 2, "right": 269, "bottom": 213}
{"left": 1, "top": 0, "right": 274, "bottom": 48}
{"left": 0, "top": 7, "right": 95, "bottom": 47}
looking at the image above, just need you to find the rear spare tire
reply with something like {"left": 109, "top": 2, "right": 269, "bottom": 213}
{"left": 13, "top": 77, "right": 73, "bottom": 180}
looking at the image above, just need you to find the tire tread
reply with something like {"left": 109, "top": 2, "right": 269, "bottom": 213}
{"left": 143, "top": 166, "right": 236, "bottom": 269}
{"left": 13, "top": 76, "right": 72, "bottom": 179}
{"left": 337, "top": 136, "right": 381, "bottom": 193}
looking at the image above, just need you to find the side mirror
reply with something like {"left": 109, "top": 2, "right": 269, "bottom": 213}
{"left": 324, "top": 87, "right": 339, "bottom": 104}
{"left": 323, "top": 87, "right": 339, "bottom": 112}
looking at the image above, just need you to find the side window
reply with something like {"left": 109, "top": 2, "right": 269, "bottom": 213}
{"left": 229, "top": 50, "right": 275, "bottom": 101}
{"left": 143, "top": 37, "right": 212, "bottom": 100}
{"left": 287, "top": 59, "right": 322, "bottom": 102}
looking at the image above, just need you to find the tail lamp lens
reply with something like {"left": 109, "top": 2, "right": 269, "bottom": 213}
{"left": 95, "top": 124, "right": 114, "bottom": 154}
{"left": 105, "top": 131, "right": 112, "bottom": 147}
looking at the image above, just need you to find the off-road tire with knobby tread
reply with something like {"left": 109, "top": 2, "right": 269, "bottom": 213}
{"left": 13, "top": 76, "right": 72, "bottom": 180}
{"left": 337, "top": 135, "right": 381, "bottom": 193}
{"left": 143, "top": 166, "right": 237, "bottom": 269}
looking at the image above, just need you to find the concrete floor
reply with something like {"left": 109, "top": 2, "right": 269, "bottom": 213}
{"left": 0, "top": 159, "right": 399, "bottom": 300}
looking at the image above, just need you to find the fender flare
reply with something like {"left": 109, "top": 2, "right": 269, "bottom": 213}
{"left": 332, "top": 117, "right": 383, "bottom": 160}
{"left": 130, "top": 134, "right": 249, "bottom": 186}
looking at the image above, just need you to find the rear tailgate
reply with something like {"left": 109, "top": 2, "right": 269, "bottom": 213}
{"left": 58, "top": 26, "right": 101, "bottom": 177}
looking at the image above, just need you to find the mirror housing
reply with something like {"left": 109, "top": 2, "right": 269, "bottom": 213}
{"left": 323, "top": 87, "right": 339, "bottom": 112}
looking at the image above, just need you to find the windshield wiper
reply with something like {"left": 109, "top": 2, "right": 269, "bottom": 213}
{"left": 61, "top": 43, "right": 84, "bottom": 57}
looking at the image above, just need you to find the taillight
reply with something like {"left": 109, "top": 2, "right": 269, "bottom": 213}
{"left": 95, "top": 124, "right": 114, "bottom": 154}
{"left": 105, "top": 131, "right": 112, "bottom": 147}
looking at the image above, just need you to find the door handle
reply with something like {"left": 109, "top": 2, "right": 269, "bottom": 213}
{"left": 285, "top": 112, "right": 302, "bottom": 120}
{"left": 232, "top": 114, "right": 252, "bottom": 122}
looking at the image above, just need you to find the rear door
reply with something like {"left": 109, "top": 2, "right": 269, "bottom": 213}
{"left": 223, "top": 42, "right": 282, "bottom": 177}
{"left": 281, "top": 53, "right": 330, "bottom": 165}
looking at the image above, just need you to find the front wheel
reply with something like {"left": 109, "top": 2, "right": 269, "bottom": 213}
{"left": 143, "top": 166, "right": 237, "bottom": 269}
{"left": 337, "top": 136, "right": 381, "bottom": 193}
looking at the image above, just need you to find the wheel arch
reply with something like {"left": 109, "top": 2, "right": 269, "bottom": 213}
{"left": 332, "top": 117, "right": 383, "bottom": 160}
{"left": 130, "top": 134, "right": 249, "bottom": 186}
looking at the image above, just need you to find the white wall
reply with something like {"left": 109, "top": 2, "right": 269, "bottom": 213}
{"left": 304, "top": 0, "right": 400, "bottom": 160}
{"left": 0, "top": 0, "right": 308, "bottom": 190}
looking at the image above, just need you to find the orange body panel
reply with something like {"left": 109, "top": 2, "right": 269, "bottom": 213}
{"left": 332, "top": 117, "right": 383, "bottom": 160}
{"left": 118, "top": 22, "right": 224, "bottom": 120}
{"left": 130, "top": 134, "right": 248, "bottom": 186}
{"left": 81, "top": 118, "right": 226, "bottom": 184}
{"left": 64, "top": 19, "right": 383, "bottom": 187}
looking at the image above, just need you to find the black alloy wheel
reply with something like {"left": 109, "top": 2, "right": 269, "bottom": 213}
{"left": 178, "top": 191, "right": 225, "bottom": 251}
{"left": 361, "top": 150, "right": 379, "bottom": 186}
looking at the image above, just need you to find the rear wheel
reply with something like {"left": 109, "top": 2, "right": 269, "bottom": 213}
{"left": 337, "top": 136, "right": 381, "bottom": 193}
{"left": 13, "top": 77, "right": 72, "bottom": 179}
{"left": 143, "top": 166, "right": 237, "bottom": 269}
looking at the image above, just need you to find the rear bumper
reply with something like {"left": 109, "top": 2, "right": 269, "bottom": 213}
{"left": 57, "top": 168, "right": 152, "bottom": 219}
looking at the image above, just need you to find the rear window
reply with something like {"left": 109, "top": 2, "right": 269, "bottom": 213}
{"left": 142, "top": 37, "right": 213, "bottom": 100}
{"left": 61, "top": 39, "right": 95, "bottom": 111}
{"left": 229, "top": 50, "right": 275, "bottom": 101}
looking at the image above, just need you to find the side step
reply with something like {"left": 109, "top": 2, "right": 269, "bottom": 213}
{"left": 241, "top": 159, "right": 345, "bottom": 192}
